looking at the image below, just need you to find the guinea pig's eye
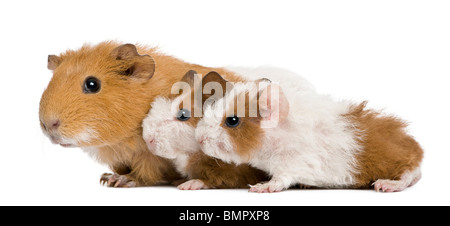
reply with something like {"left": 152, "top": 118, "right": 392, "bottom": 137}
{"left": 225, "top": 116, "right": 240, "bottom": 128}
{"left": 176, "top": 109, "right": 191, "bottom": 121}
{"left": 83, "top": 76, "right": 101, "bottom": 94}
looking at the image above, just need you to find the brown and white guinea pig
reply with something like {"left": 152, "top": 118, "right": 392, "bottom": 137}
{"left": 142, "top": 70, "right": 268, "bottom": 190}
{"left": 196, "top": 72, "right": 424, "bottom": 193}
{"left": 39, "top": 41, "right": 242, "bottom": 187}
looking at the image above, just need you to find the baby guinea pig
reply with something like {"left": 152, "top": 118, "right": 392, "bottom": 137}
{"left": 142, "top": 70, "right": 268, "bottom": 190}
{"left": 196, "top": 72, "right": 424, "bottom": 193}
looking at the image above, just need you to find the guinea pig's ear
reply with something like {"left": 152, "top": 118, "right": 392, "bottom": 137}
{"left": 171, "top": 70, "right": 201, "bottom": 92}
{"left": 202, "top": 71, "right": 229, "bottom": 90}
{"left": 112, "top": 44, "right": 156, "bottom": 80}
{"left": 181, "top": 70, "right": 200, "bottom": 87}
{"left": 255, "top": 78, "right": 272, "bottom": 84}
{"left": 170, "top": 70, "right": 200, "bottom": 97}
{"left": 258, "top": 83, "right": 289, "bottom": 128}
{"left": 47, "top": 55, "right": 61, "bottom": 70}
{"left": 201, "top": 71, "right": 233, "bottom": 105}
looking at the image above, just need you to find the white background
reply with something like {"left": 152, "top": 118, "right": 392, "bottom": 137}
{"left": 0, "top": 0, "right": 449, "bottom": 206}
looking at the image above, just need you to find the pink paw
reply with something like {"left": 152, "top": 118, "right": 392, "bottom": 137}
{"left": 372, "top": 179, "right": 406, "bottom": 193}
{"left": 177, "top": 179, "right": 209, "bottom": 190}
{"left": 100, "top": 173, "right": 137, "bottom": 188}
{"left": 249, "top": 182, "right": 285, "bottom": 193}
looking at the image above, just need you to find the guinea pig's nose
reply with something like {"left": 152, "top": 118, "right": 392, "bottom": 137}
{"left": 51, "top": 119, "right": 61, "bottom": 129}
{"left": 146, "top": 136, "right": 156, "bottom": 148}
{"left": 43, "top": 119, "right": 61, "bottom": 131}
{"left": 198, "top": 136, "right": 206, "bottom": 145}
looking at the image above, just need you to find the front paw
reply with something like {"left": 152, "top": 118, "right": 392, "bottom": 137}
{"left": 100, "top": 173, "right": 137, "bottom": 188}
{"left": 249, "top": 181, "right": 286, "bottom": 193}
{"left": 177, "top": 179, "right": 209, "bottom": 190}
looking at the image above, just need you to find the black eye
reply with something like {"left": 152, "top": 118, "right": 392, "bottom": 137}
{"left": 83, "top": 76, "right": 101, "bottom": 94}
{"left": 225, "top": 116, "right": 240, "bottom": 128}
{"left": 176, "top": 109, "right": 191, "bottom": 121}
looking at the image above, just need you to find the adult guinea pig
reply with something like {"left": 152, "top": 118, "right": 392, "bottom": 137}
{"left": 39, "top": 41, "right": 240, "bottom": 187}
{"left": 196, "top": 72, "right": 424, "bottom": 193}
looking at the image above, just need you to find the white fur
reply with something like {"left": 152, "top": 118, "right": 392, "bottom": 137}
{"left": 42, "top": 126, "right": 97, "bottom": 148}
{"left": 196, "top": 114, "right": 242, "bottom": 164}
{"left": 142, "top": 95, "right": 200, "bottom": 177}
{"left": 224, "top": 66, "right": 316, "bottom": 95}
{"left": 196, "top": 78, "right": 363, "bottom": 190}
{"left": 74, "top": 127, "right": 97, "bottom": 144}
{"left": 372, "top": 166, "right": 422, "bottom": 192}
{"left": 82, "top": 146, "right": 100, "bottom": 161}
{"left": 142, "top": 66, "right": 314, "bottom": 178}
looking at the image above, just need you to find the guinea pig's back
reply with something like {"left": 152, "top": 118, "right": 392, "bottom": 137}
{"left": 224, "top": 66, "right": 316, "bottom": 94}
{"left": 344, "top": 102, "right": 424, "bottom": 189}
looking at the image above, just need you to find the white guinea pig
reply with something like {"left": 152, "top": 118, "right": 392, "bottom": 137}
{"left": 196, "top": 72, "right": 424, "bottom": 193}
{"left": 142, "top": 70, "right": 268, "bottom": 190}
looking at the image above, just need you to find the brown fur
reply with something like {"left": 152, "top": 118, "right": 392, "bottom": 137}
{"left": 224, "top": 83, "right": 290, "bottom": 161}
{"left": 186, "top": 152, "right": 269, "bottom": 188}
{"left": 40, "top": 41, "right": 243, "bottom": 186}
{"left": 345, "top": 101, "right": 424, "bottom": 188}
{"left": 223, "top": 97, "right": 265, "bottom": 162}
{"left": 222, "top": 82, "right": 268, "bottom": 161}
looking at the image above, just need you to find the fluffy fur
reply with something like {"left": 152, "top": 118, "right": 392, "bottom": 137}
{"left": 344, "top": 102, "right": 424, "bottom": 189}
{"left": 39, "top": 41, "right": 242, "bottom": 186}
{"left": 142, "top": 71, "right": 268, "bottom": 189}
{"left": 196, "top": 73, "right": 424, "bottom": 192}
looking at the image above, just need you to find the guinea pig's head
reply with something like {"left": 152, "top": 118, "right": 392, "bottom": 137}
{"left": 196, "top": 73, "right": 289, "bottom": 164}
{"left": 142, "top": 70, "right": 202, "bottom": 159}
{"left": 39, "top": 42, "right": 156, "bottom": 148}
{"left": 142, "top": 70, "right": 234, "bottom": 159}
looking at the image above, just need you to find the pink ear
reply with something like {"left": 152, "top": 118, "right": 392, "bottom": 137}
{"left": 258, "top": 84, "right": 289, "bottom": 128}
{"left": 48, "top": 55, "right": 61, "bottom": 70}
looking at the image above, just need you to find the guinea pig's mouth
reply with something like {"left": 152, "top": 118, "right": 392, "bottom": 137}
{"left": 48, "top": 134, "right": 77, "bottom": 148}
